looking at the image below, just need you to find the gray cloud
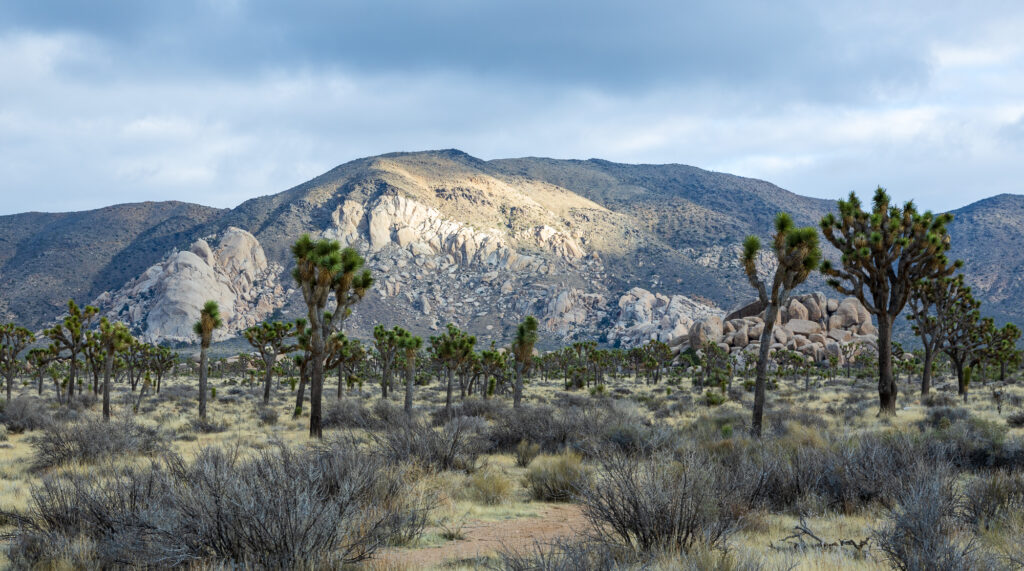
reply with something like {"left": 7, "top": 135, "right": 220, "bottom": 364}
{"left": 1, "top": 1, "right": 1023, "bottom": 214}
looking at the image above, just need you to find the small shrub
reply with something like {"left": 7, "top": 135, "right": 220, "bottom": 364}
{"left": 1, "top": 397, "right": 53, "bottom": 433}
{"left": 524, "top": 451, "right": 592, "bottom": 502}
{"left": 372, "top": 399, "right": 405, "bottom": 426}
{"left": 961, "top": 470, "right": 1024, "bottom": 531}
{"left": 704, "top": 389, "right": 726, "bottom": 406}
{"left": 189, "top": 417, "right": 230, "bottom": 434}
{"left": 466, "top": 466, "right": 514, "bottom": 505}
{"left": 369, "top": 417, "right": 482, "bottom": 472}
{"left": 515, "top": 440, "right": 541, "bottom": 468}
{"left": 322, "top": 398, "right": 376, "bottom": 430}
{"left": 924, "top": 392, "right": 959, "bottom": 407}
{"left": 1007, "top": 411, "right": 1024, "bottom": 428}
{"left": 873, "top": 471, "right": 982, "bottom": 571}
{"left": 257, "top": 407, "right": 279, "bottom": 426}
{"left": 30, "top": 418, "right": 167, "bottom": 471}
{"left": 923, "top": 407, "right": 971, "bottom": 430}
{"left": 578, "top": 451, "right": 741, "bottom": 554}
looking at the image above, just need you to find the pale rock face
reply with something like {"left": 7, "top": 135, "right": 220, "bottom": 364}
{"left": 542, "top": 288, "right": 607, "bottom": 336}
{"left": 788, "top": 298, "right": 809, "bottom": 321}
{"left": 93, "top": 227, "right": 285, "bottom": 344}
{"left": 341, "top": 194, "right": 585, "bottom": 272}
{"left": 704, "top": 293, "right": 875, "bottom": 367}
{"left": 606, "top": 287, "right": 721, "bottom": 348}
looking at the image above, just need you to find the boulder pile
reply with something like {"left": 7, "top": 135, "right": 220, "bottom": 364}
{"left": 681, "top": 293, "right": 878, "bottom": 364}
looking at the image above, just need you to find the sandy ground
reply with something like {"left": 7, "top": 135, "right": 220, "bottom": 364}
{"left": 376, "top": 503, "right": 587, "bottom": 569}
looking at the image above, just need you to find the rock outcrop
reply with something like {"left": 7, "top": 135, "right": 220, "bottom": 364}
{"left": 93, "top": 227, "right": 285, "bottom": 343}
{"left": 679, "top": 293, "right": 877, "bottom": 364}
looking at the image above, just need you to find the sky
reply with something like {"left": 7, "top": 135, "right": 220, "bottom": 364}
{"left": 1, "top": 1, "right": 1023, "bottom": 215}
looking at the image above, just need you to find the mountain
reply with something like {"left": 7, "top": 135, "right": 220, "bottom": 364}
{"left": 0, "top": 150, "right": 1019, "bottom": 348}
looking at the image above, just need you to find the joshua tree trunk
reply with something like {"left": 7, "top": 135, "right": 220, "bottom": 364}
{"left": 921, "top": 346, "right": 935, "bottom": 396}
{"left": 262, "top": 353, "right": 275, "bottom": 404}
{"left": 309, "top": 353, "right": 324, "bottom": 439}
{"left": 337, "top": 363, "right": 344, "bottom": 398}
{"left": 198, "top": 349, "right": 209, "bottom": 420}
{"left": 877, "top": 314, "right": 897, "bottom": 415}
{"left": 294, "top": 360, "right": 308, "bottom": 417}
{"left": 404, "top": 361, "right": 415, "bottom": 415}
{"left": 751, "top": 304, "right": 779, "bottom": 438}
{"left": 513, "top": 363, "right": 524, "bottom": 408}
{"left": 445, "top": 369, "right": 454, "bottom": 415}
{"left": 102, "top": 353, "right": 113, "bottom": 421}
{"left": 67, "top": 350, "right": 77, "bottom": 400}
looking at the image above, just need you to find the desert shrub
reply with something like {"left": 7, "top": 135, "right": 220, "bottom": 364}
{"left": 498, "top": 538, "right": 622, "bottom": 571}
{"left": 369, "top": 417, "right": 482, "bottom": 472}
{"left": 323, "top": 397, "right": 377, "bottom": 430}
{"left": 372, "top": 399, "right": 406, "bottom": 426}
{"left": 0, "top": 425, "right": 7, "bottom": 442}
{"left": 1, "top": 397, "right": 53, "bottom": 433}
{"left": 961, "top": 470, "right": 1024, "bottom": 531}
{"left": 1007, "top": 411, "right": 1024, "bottom": 428}
{"left": 4, "top": 442, "right": 432, "bottom": 568}
{"left": 487, "top": 405, "right": 580, "bottom": 454}
{"left": 704, "top": 389, "right": 726, "bottom": 406}
{"left": 188, "top": 416, "right": 230, "bottom": 434}
{"left": 923, "top": 406, "right": 971, "bottom": 430}
{"left": 524, "top": 451, "right": 592, "bottom": 502}
{"left": 29, "top": 417, "right": 167, "bottom": 471}
{"left": 466, "top": 466, "right": 514, "bottom": 505}
{"left": 256, "top": 406, "right": 278, "bottom": 426}
{"left": 873, "top": 471, "right": 983, "bottom": 571}
{"left": 924, "top": 392, "right": 960, "bottom": 407}
{"left": 515, "top": 440, "right": 541, "bottom": 467}
{"left": 577, "top": 451, "right": 741, "bottom": 554}
{"left": 431, "top": 397, "right": 507, "bottom": 426}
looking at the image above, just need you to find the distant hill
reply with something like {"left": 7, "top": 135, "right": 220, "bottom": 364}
{"left": 0, "top": 150, "right": 1018, "bottom": 347}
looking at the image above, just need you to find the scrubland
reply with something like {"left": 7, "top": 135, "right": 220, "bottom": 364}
{"left": 2, "top": 368, "right": 1024, "bottom": 570}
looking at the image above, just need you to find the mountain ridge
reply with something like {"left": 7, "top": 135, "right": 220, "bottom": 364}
{"left": 0, "top": 150, "right": 1019, "bottom": 346}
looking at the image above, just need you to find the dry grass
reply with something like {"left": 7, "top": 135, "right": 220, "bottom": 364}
{"left": 1, "top": 366, "right": 1023, "bottom": 569}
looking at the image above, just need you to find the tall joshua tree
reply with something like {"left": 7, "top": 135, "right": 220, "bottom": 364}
{"left": 243, "top": 321, "right": 297, "bottom": 404}
{"left": 97, "top": 318, "right": 132, "bottom": 420}
{"left": 193, "top": 300, "right": 223, "bottom": 421}
{"left": 742, "top": 212, "right": 821, "bottom": 437}
{"left": 0, "top": 323, "right": 34, "bottom": 402}
{"left": 512, "top": 316, "right": 539, "bottom": 408}
{"left": 989, "top": 323, "right": 1022, "bottom": 383}
{"left": 398, "top": 330, "right": 423, "bottom": 415}
{"left": 820, "top": 188, "right": 957, "bottom": 415}
{"left": 44, "top": 300, "right": 98, "bottom": 401}
{"left": 291, "top": 234, "right": 373, "bottom": 438}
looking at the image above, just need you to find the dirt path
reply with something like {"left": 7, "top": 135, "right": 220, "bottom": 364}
{"left": 376, "top": 503, "right": 587, "bottom": 569}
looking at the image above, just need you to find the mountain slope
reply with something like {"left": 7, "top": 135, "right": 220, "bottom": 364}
{"left": 0, "top": 202, "right": 225, "bottom": 328}
{"left": 0, "top": 150, "right": 1020, "bottom": 346}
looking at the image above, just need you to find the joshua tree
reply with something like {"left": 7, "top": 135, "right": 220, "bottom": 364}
{"left": 26, "top": 347, "right": 57, "bottom": 398}
{"left": 292, "top": 319, "right": 311, "bottom": 417}
{"left": 147, "top": 345, "right": 178, "bottom": 394}
{"left": 97, "top": 318, "right": 132, "bottom": 420}
{"left": 373, "top": 325, "right": 407, "bottom": 400}
{"left": 429, "top": 323, "right": 477, "bottom": 416}
{"left": 398, "top": 331, "right": 423, "bottom": 415}
{"left": 0, "top": 323, "right": 34, "bottom": 402}
{"left": 820, "top": 188, "right": 958, "bottom": 415}
{"left": 512, "top": 316, "right": 539, "bottom": 408}
{"left": 291, "top": 234, "right": 373, "bottom": 439}
{"left": 330, "top": 334, "right": 365, "bottom": 397}
{"left": 921, "top": 275, "right": 986, "bottom": 400}
{"left": 908, "top": 275, "right": 967, "bottom": 395}
{"left": 44, "top": 300, "right": 99, "bottom": 401}
{"left": 989, "top": 323, "right": 1022, "bottom": 383}
{"left": 641, "top": 340, "right": 674, "bottom": 385}
{"left": 193, "top": 300, "right": 223, "bottom": 420}
{"left": 479, "top": 341, "right": 509, "bottom": 399}
{"left": 243, "top": 321, "right": 297, "bottom": 404}
{"left": 741, "top": 212, "right": 821, "bottom": 437}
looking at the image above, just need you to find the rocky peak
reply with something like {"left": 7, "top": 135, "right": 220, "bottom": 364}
{"left": 93, "top": 227, "right": 285, "bottom": 344}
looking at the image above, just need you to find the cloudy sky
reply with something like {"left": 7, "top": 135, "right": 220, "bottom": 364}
{"left": 2, "top": 1, "right": 1023, "bottom": 215}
